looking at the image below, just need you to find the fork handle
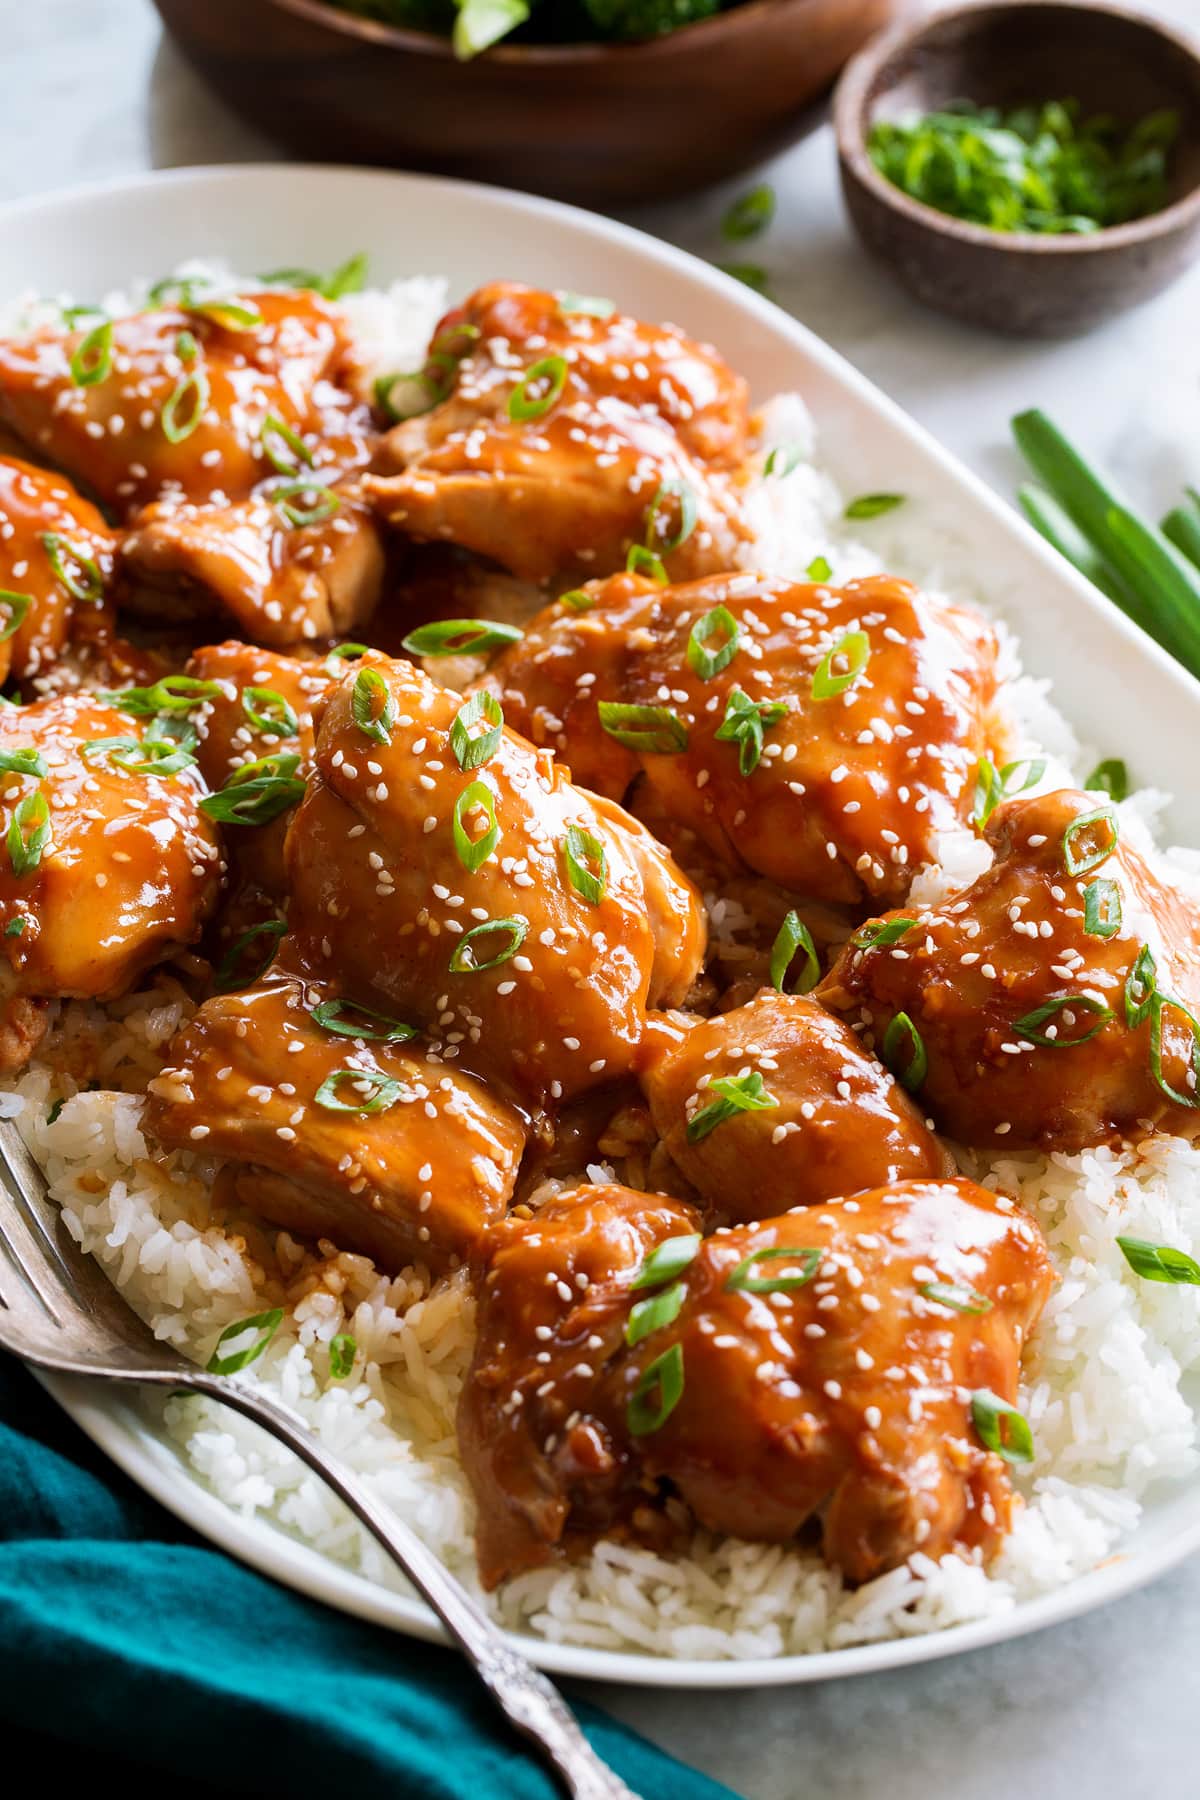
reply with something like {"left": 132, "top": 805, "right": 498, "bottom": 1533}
{"left": 176, "top": 1372, "right": 639, "bottom": 1800}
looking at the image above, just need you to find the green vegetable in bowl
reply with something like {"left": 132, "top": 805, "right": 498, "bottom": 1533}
{"left": 327, "top": 0, "right": 726, "bottom": 57}
{"left": 868, "top": 99, "right": 1179, "bottom": 235}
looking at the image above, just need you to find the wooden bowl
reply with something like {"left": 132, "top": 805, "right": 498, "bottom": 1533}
{"left": 834, "top": 0, "right": 1200, "bottom": 336}
{"left": 153, "top": 0, "right": 907, "bottom": 208}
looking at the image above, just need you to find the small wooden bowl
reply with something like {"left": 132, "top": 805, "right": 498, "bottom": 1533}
{"left": 834, "top": 0, "right": 1200, "bottom": 336}
{"left": 153, "top": 0, "right": 906, "bottom": 208}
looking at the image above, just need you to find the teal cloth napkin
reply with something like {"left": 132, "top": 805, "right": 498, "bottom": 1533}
{"left": 0, "top": 1358, "right": 740, "bottom": 1798}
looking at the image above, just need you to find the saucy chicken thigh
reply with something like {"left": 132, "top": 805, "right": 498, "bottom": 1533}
{"left": 0, "top": 455, "right": 117, "bottom": 683}
{"left": 282, "top": 651, "right": 706, "bottom": 1109}
{"left": 480, "top": 570, "right": 1001, "bottom": 905}
{"left": 641, "top": 989, "right": 953, "bottom": 1221}
{"left": 366, "top": 281, "right": 751, "bottom": 586}
{"left": 460, "top": 1176, "right": 1053, "bottom": 1588}
{"left": 146, "top": 968, "right": 526, "bottom": 1274}
{"left": 0, "top": 287, "right": 371, "bottom": 517}
{"left": 820, "top": 786, "right": 1200, "bottom": 1151}
{"left": 0, "top": 692, "right": 222, "bottom": 1069}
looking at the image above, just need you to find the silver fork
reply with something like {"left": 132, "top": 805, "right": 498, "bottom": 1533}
{"left": 0, "top": 1119, "right": 637, "bottom": 1800}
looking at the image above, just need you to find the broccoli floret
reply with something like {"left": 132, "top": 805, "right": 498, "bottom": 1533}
{"left": 581, "top": 0, "right": 720, "bottom": 41}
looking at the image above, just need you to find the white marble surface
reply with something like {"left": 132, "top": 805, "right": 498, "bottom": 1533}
{"left": 6, "top": 3, "right": 1200, "bottom": 1795}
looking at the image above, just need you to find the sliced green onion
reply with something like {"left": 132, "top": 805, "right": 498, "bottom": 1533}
{"left": 970, "top": 755, "right": 1048, "bottom": 830}
{"left": 374, "top": 369, "right": 443, "bottom": 424}
{"left": 259, "top": 411, "right": 313, "bottom": 477}
{"left": 686, "top": 1070, "right": 778, "bottom": 1143}
{"left": 645, "top": 478, "right": 698, "bottom": 556}
{"left": 625, "top": 1281, "right": 686, "bottom": 1347}
{"left": 351, "top": 667, "right": 397, "bottom": 746}
{"left": 400, "top": 618, "right": 522, "bottom": 658}
{"left": 725, "top": 1245, "right": 821, "bottom": 1295}
{"left": 324, "top": 642, "right": 368, "bottom": 676}
{"left": 632, "top": 1233, "right": 702, "bottom": 1291}
{"left": 310, "top": 997, "right": 417, "bottom": 1043}
{"left": 971, "top": 1388, "right": 1034, "bottom": 1464}
{"left": 199, "top": 752, "right": 306, "bottom": 826}
{"left": 448, "top": 914, "right": 527, "bottom": 974}
{"left": 844, "top": 493, "right": 905, "bottom": 520}
{"left": 507, "top": 354, "right": 568, "bottom": 423}
{"left": 626, "top": 1342, "right": 684, "bottom": 1437}
{"left": 597, "top": 701, "right": 688, "bottom": 755}
{"left": 328, "top": 1333, "right": 358, "bottom": 1379}
{"left": 1084, "top": 877, "right": 1122, "bottom": 939}
{"left": 1125, "top": 944, "right": 1158, "bottom": 1029}
{"left": 852, "top": 916, "right": 916, "bottom": 950}
{"left": 559, "top": 589, "right": 593, "bottom": 615}
{"left": 82, "top": 734, "right": 196, "bottom": 777}
{"left": 242, "top": 687, "right": 299, "bottom": 739}
{"left": 626, "top": 544, "right": 668, "bottom": 585}
{"left": 722, "top": 183, "right": 775, "bottom": 242}
{"left": 919, "top": 1280, "right": 993, "bottom": 1315}
{"left": 769, "top": 910, "right": 820, "bottom": 995}
{"left": 719, "top": 264, "right": 769, "bottom": 295}
{"left": 450, "top": 691, "right": 503, "bottom": 771}
{"left": 161, "top": 367, "right": 210, "bottom": 444}
{"left": 4, "top": 916, "right": 27, "bottom": 937}
{"left": 214, "top": 918, "right": 287, "bottom": 992}
{"left": 101, "top": 674, "right": 221, "bottom": 716}
{"left": 713, "top": 685, "right": 787, "bottom": 776}
{"left": 0, "top": 592, "right": 31, "bottom": 642}
{"left": 558, "top": 292, "right": 615, "bottom": 318}
{"left": 1116, "top": 1235, "right": 1200, "bottom": 1285}
{"left": 186, "top": 295, "right": 263, "bottom": 332}
{"left": 1148, "top": 991, "right": 1200, "bottom": 1108}
{"left": 805, "top": 554, "right": 832, "bottom": 581}
{"left": 882, "top": 1011, "right": 927, "bottom": 1091}
{"left": 206, "top": 1308, "right": 284, "bottom": 1375}
{"left": 69, "top": 319, "right": 113, "bottom": 388}
{"left": 686, "top": 604, "right": 739, "bottom": 680}
{"left": 42, "top": 533, "right": 104, "bottom": 603}
{"left": 270, "top": 480, "right": 340, "bottom": 530}
{"left": 1013, "top": 993, "right": 1112, "bottom": 1047}
{"left": 1086, "top": 757, "right": 1129, "bottom": 801}
{"left": 6, "top": 791, "right": 49, "bottom": 876}
{"left": 313, "top": 1068, "right": 403, "bottom": 1115}
{"left": 764, "top": 445, "right": 802, "bottom": 478}
{"left": 175, "top": 329, "right": 198, "bottom": 364}
{"left": 1061, "top": 805, "right": 1118, "bottom": 876}
{"left": 562, "top": 824, "right": 607, "bottom": 906}
{"left": 321, "top": 252, "right": 368, "bottom": 300}
{"left": 812, "top": 630, "right": 870, "bottom": 700}
{"left": 0, "top": 748, "right": 47, "bottom": 779}
{"left": 453, "top": 781, "right": 501, "bottom": 874}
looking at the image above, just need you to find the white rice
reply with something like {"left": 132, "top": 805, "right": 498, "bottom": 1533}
{"left": 5, "top": 271, "right": 1200, "bottom": 1661}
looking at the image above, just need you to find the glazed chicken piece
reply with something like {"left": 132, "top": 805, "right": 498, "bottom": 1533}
{"left": 184, "top": 640, "right": 337, "bottom": 898}
{"left": 0, "top": 455, "right": 118, "bottom": 683}
{"left": 479, "top": 571, "right": 1000, "bottom": 906}
{"left": 0, "top": 287, "right": 372, "bottom": 517}
{"left": 819, "top": 787, "right": 1200, "bottom": 1151}
{"left": 119, "top": 482, "right": 385, "bottom": 647}
{"left": 459, "top": 1177, "right": 1054, "bottom": 1588}
{"left": 641, "top": 990, "right": 953, "bottom": 1222}
{"left": 458, "top": 1182, "right": 703, "bottom": 1586}
{"left": 472, "top": 570, "right": 659, "bottom": 798}
{"left": 0, "top": 693, "right": 222, "bottom": 1070}
{"left": 283, "top": 653, "right": 705, "bottom": 1110}
{"left": 365, "top": 281, "right": 751, "bottom": 586}
{"left": 146, "top": 969, "right": 525, "bottom": 1275}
